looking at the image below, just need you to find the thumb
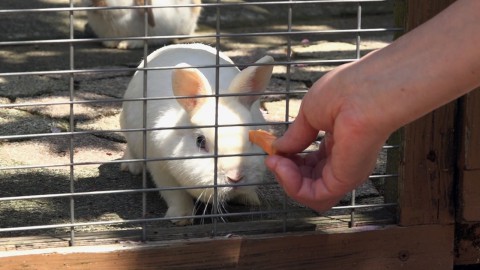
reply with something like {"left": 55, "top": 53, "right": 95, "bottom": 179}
{"left": 273, "top": 109, "right": 319, "bottom": 154}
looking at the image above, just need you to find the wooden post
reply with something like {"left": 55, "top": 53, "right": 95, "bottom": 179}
{"left": 455, "top": 89, "right": 480, "bottom": 265}
{"left": 0, "top": 225, "right": 454, "bottom": 270}
{"left": 394, "top": 0, "right": 480, "bottom": 265}
{"left": 395, "top": 0, "right": 457, "bottom": 226}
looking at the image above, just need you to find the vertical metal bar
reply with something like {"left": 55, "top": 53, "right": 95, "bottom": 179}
{"left": 283, "top": 0, "right": 294, "bottom": 233}
{"left": 349, "top": 189, "right": 356, "bottom": 227}
{"left": 212, "top": 0, "right": 222, "bottom": 236}
{"left": 350, "top": 1, "right": 363, "bottom": 228}
{"left": 141, "top": 0, "right": 150, "bottom": 242}
{"left": 356, "top": 2, "right": 362, "bottom": 59}
{"left": 68, "top": 0, "right": 76, "bottom": 246}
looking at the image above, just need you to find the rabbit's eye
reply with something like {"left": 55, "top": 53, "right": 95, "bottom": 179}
{"left": 196, "top": 135, "right": 208, "bottom": 152}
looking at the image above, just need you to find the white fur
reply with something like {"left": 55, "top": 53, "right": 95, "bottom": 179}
{"left": 82, "top": 0, "right": 202, "bottom": 49}
{"left": 120, "top": 44, "right": 274, "bottom": 225}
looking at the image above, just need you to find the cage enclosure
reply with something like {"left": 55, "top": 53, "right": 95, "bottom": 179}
{"left": 0, "top": 0, "right": 478, "bottom": 269}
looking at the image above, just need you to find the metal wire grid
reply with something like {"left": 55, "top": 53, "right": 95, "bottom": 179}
{"left": 0, "top": 0, "right": 400, "bottom": 245}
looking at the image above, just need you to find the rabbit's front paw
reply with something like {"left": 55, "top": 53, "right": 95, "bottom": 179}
{"left": 101, "top": 40, "right": 120, "bottom": 48}
{"left": 165, "top": 206, "right": 194, "bottom": 226}
{"left": 117, "top": 40, "right": 144, "bottom": 50}
{"left": 120, "top": 161, "right": 143, "bottom": 175}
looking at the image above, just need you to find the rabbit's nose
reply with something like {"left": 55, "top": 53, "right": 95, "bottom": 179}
{"left": 226, "top": 170, "right": 244, "bottom": 183}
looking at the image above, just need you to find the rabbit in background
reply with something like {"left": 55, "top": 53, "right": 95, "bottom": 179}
{"left": 120, "top": 44, "right": 274, "bottom": 225}
{"left": 82, "top": 0, "right": 202, "bottom": 49}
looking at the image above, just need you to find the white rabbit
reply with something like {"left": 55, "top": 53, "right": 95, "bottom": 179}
{"left": 82, "top": 0, "right": 202, "bottom": 49}
{"left": 120, "top": 44, "right": 274, "bottom": 225}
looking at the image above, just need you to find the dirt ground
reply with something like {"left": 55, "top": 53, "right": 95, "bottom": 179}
{"left": 0, "top": 0, "right": 397, "bottom": 241}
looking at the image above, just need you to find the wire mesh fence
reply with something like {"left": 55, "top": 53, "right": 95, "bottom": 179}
{"left": 0, "top": 0, "right": 400, "bottom": 248}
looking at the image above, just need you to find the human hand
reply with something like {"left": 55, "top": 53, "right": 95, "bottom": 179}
{"left": 265, "top": 0, "right": 480, "bottom": 212}
{"left": 265, "top": 65, "right": 390, "bottom": 212}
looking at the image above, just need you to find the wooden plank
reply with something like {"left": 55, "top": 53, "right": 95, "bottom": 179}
{"left": 0, "top": 224, "right": 454, "bottom": 270}
{"left": 455, "top": 222, "right": 480, "bottom": 265}
{"left": 455, "top": 84, "right": 480, "bottom": 264}
{"left": 396, "top": 0, "right": 457, "bottom": 226}
{"left": 461, "top": 89, "right": 480, "bottom": 170}
{"left": 0, "top": 213, "right": 396, "bottom": 251}
{"left": 398, "top": 105, "right": 456, "bottom": 225}
{"left": 403, "top": 0, "right": 456, "bottom": 30}
{"left": 459, "top": 170, "right": 480, "bottom": 222}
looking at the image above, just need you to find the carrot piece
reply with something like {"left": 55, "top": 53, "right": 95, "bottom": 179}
{"left": 249, "top": 129, "right": 278, "bottom": 155}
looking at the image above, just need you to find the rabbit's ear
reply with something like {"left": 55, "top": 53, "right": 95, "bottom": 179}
{"left": 228, "top": 56, "right": 274, "bottom": 107}
{"left": 146, "top": 0, "right": 156, "bottom": 27}
{"left": 134, "top": 0, "right": 156, "bottom": 27}
{"left": 172, "top": 63, "right": 212, "bottom": 114}
{"left": 91, "top": 0, "right": 107, "bottom": 7}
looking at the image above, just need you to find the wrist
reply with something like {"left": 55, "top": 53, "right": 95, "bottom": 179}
{"left": 335, "top": 57, "right": 401, "bottom": 138}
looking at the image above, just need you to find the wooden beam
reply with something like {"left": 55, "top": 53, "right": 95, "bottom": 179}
{"left": 0, "top": 225, "right": 454, "bottom": 270}
{"left": 457, "top": 89, "right": 480, "bottom": 221}
{"left": 460, "top": 170, "right": 480, "bottom": 222}
{"left": 396, "top": 0, "right": 457, "bottom": 226}
{"left": 0, "top": 214, "right": 397, "bottom": 251}
{"left": 402, "top": 0, "right": 456, "bottom": 30}
{"left": 460, "top": 90, "right": 480, "bottom": 170}
{"left": 456, "top": 89, "right": 480, "bottom": 264}
{"left": 398, "top": 104, "right": 457, "bottom": 225}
